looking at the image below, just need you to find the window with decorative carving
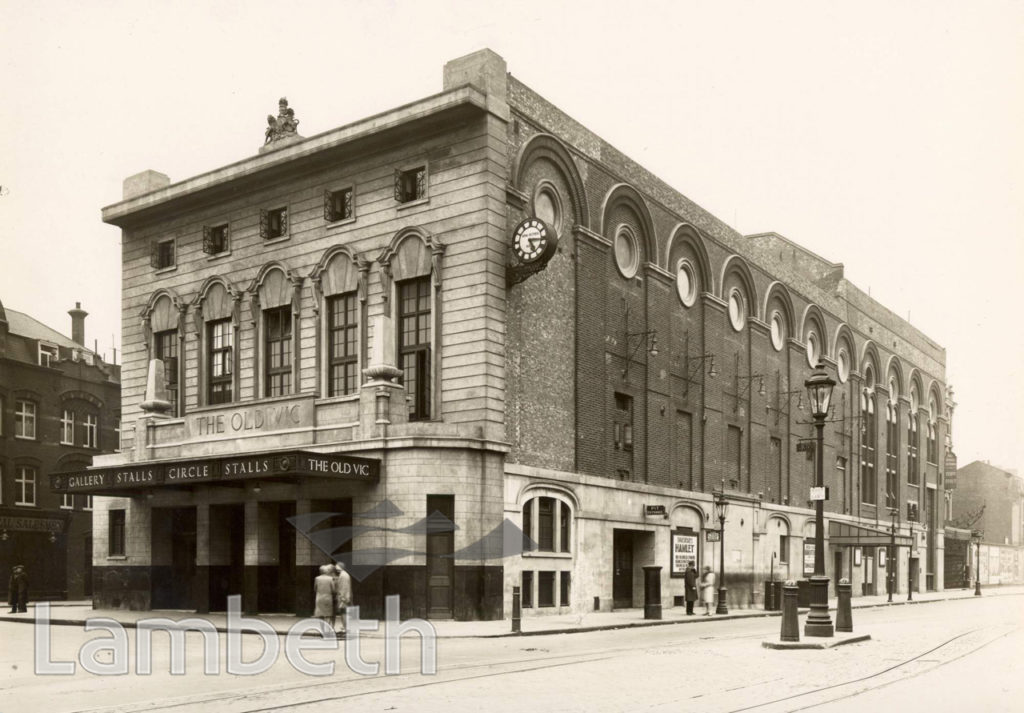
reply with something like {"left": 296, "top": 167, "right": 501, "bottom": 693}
{"left": 207, "top": 319, "right": 233, "bottom": 405}
{"left": 261, "top": 207, "right": 288, "bottom": 240}
{"left": 325, "top": 187, "right": 354, "bottom": 222}
{"left": 395, "top": 166, "right": 426, "bottom": 203}
{"left": 203, "top": 224, "right": 229, "bottom": 255}
{"left": 154, "top": 328, "right": 178, "bottom": 416}
{"left": 328, "top": 293, "right": 358, "bottom": 397}
{"left": 264, "top": 306, "right": 293, "bottom": 397}
{"left": 885, "top": 402, "right": 899, "bottom": 509}
{"left": 151, "top": 239, "right": 175, "bottom": 270}
{"left": 398, "top": 277, "right": 431, "bottom": 421}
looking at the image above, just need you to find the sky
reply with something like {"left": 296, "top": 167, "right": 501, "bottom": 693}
{"left": 1, "top": 0, "right": 1022, "bottom": 473}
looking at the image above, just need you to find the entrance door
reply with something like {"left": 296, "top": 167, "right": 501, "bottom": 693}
{"left": 863, "top": 551, "right": 875, "bottom": 595}
{"left": 426, "top": 495, "right": 454, "bottom": 619}
{"left": 613, "top": 530, "right": 633, "bottom": 608}
{"left": 170, "top": 508, "right": 197, "bottom": 609}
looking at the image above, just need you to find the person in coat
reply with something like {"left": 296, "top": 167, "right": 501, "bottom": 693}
{"left": 701, "top": 565, "right": 716, "bottom": 616}
{"left": 683, "top": 561, "right": 698, "bottom": 615}
{"left": 8, "top": 565, "right": 28, "bottom": 613}
{"left": 333, "top": 562, "right": 353, "bottom": 634}
{"left": 313, "top": 564, "right": 337, "bottom": 631}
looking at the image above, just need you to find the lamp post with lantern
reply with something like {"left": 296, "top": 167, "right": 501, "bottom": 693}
{"left": 972, "top": 529, "right": 983, "bottom": 596}
{"left": 714, "top": 489, "right": 729, "bottom": 615}
{"left": 804, "top": 363, "right": 835, "bottom": 637}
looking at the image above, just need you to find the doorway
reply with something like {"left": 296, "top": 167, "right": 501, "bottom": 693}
{"left": 209, "top": 504, "right": 244, "bottom": 611}
{"left": 152, "top": 507, "right": 197, "bottom": 609}
{"left": 426, "top": 495, "right": 454, "bottom": 619}
{"left": 613, "top": 530, "right": 634, "bottom": 608}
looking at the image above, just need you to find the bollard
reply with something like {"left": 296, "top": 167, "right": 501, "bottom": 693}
{"left": 511, "top": 585, "right": 521, "bottom": 633}
{"left": 835, "top": 578, "right": 853, "bottom": 633}
{"left": 780, "top": 580, "right": 799, "bottom": 642}
{"left": 643, "top": 565, "right": 663, "bottom": 620}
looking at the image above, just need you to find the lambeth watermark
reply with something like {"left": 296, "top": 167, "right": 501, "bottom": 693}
{"left": 34, "top": 595, "right": 436, "bottom": 677}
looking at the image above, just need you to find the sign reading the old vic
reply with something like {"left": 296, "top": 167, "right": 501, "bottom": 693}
{"left": 50, "top": 450, "right": 379, "bottom": 494}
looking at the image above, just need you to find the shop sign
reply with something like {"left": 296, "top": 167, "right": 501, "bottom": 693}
{"left": 671, "top": 530, "right": 698, "bottom": 577}
{"left": 645, "top": 504, "right": 667, "bottom": 517}
{"left": 706, "top": 530, "right": 721, "bottom": 542}
{"left": 803, "top": 541, "right": 816, "bottom": 575}
{"left": 185, "top": 397, "right": 315, "bottom": 442}
{"left": 51, "top": 450, "right": 379, "bottom": 493}
{"left": 0, "top": 515, "right": 64, "bottom": 533}
{"left": 944, "top": 452, "right": 958, "bottom": 490}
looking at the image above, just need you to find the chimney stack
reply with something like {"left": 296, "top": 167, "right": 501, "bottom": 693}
{"left": 68, "top": 302, "right": 88, "bottom": 345}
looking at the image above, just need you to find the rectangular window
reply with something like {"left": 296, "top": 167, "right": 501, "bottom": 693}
{"left": 61, "top": 409, "right": 75, "bottom": 445}
{"left": 614, "top": 393, "right": 633, "bottom": 452}
{"left": 907, "top": 501, "right": 919, "bottom": 522}
{"left": 395, "top": 166, "right": 426, "bottom": 203}
{"left": 154, "top": 329, "right": 178, "bottom": 416}
{"left": 109, "top": 509, "right": 126, "bottom": 557}
{"left": 207, "top": 319, "right": 233, "bottom": 405}
{"left": 538, "top": 497, "right": 555, "bottom": 551}
{"left": 560, "top": 571, "right": 571, "bottom": 607}
{"left": 84, "top": 495, "right": 93, "bottom": 511}
{"left": 264, "top": 306, "right": 293, "bottom": 397}
{"left": 770, "top": 437, "right": 783, "bottom": 502}
{"left": 726, "top": 425, "right": 742, "bottom": 486}
{"left": 61, "top": 493, "right": 74, "bottom": 510}
{"left": 521, "top": 570, "right": 533, "bottom": 608}
{"left": 15, "top": 400, "right": 36, "bottom": 439}
{"left": 325, "top": 187, "right": 354, "bottom": 222}
{"left": 328, "top": 293, "right": 359, "bottom": 396}
{"left": 39, "top": 344, "right": 58, "bottom": 367}
{"left": 862, "top": 401, "right": 877, "bottom": 505}
{"left": 152, "top": 239, "right": 175, "bottom": 270}
{"left": 560, "top": 501, "right": 571, "bottom": 553}
{"left": 538, "top": 571, "right": 556, "bottom": 607}
{"left": 203, "top": 224, "right": 229, "bottom": 255}
{"left": 398, "top": 277, "right": 431, "bottom": 421}
{"left": 779, "top": 535, "right": 789, "bottom": 564}
{"left": 261, "top": 207, "right": 288, "bottom": 239}
{"left": 84, "top": 413, "right": 98, "bottom": 449}
{"left": 15, "top": 466, "right": 36, "bottom": 506}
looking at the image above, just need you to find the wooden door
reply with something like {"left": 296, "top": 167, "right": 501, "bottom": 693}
{"left": 426, "top": 495, "right": 454, "bottom": 619}
{"left": 613, "top": 530, "right": 633, "bottom": 608}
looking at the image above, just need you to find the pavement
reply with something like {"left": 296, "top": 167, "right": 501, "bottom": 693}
{"left": 3, "top": 584, "right": 1020, "bottom": 638}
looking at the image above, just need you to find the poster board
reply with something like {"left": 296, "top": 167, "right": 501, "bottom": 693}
{"left": 671, "top": 528, "right": 698, "bottom": 578}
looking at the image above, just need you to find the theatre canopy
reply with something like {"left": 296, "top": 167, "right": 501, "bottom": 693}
{"left": 828, "top": 520, "right": 913, "bottom": 548}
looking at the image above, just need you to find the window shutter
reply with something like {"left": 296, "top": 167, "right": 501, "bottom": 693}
{"left": 415, "top": 168, "right": 426, "bottom": 199}
{"left": 202, "top": 226, "right": 214, "bottom": 255}
{"left": 259, "top": 209, "right": 269, "bottom": 239}
{"left": 342, "top": 188, "right": 353, "bottom": 219}
{"left": 150, "top": 243, "right": 160, "bottom": 268}
{"left": 394, "top": 169, "right": 403, "bottom": 202}
{"left": 323, "top": 190, "right": 333, "bottom": 221}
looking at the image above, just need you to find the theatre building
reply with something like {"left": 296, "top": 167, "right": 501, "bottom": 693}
{"left": 71, "top": 49, "right": 952, "bottom": 619}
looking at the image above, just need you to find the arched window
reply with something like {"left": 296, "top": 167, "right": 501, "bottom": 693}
{"left": 860, "top": 386, "right": 876, "bottom": 506}
{"left": 908, "top": 384, "right": 920, "bottom": 485}
{"left": 193, "top": 278, "right": 242, "bottom": 407}
{"left": 885, "top": 399, "right": 898, "bottom": 509}
{"left": 521, "top": 494, "right": 574, "bottom": 610}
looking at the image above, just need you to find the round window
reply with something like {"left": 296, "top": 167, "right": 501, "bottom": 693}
{"left": 534, "top": 187, "right": 560, "bottom": 235}
{"left": 676, "top": 260, "right": 696, "bottom": 306}
{"left": 614, "top": 226, "right": 639, "bottom": 278}
{"left": 837, "top": 349, "right": 849, "bottom": 383}
{"left": 770, "top": 311, "right": 785, "bottom": 351}
{"left": 728, "top": 289, "right": 746, "bottom": 331}
{"left": 806, "top": 330, "right": 819, "bottom": 367}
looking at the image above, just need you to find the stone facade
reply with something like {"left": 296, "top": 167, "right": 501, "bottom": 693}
{"left": 84, "top": 48, "right": 952, "bottom": 620}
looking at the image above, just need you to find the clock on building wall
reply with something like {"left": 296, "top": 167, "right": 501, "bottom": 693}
{"left": 507, "top": 217, "right": 558, "bottom": 286}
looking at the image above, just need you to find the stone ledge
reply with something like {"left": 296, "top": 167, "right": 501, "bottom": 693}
{"left": 762, "top": 633, "right": 871, "bottom": 650}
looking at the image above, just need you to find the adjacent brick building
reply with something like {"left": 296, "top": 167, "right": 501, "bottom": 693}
{"left": 73, "top": 49, "right": 952, "bottom": 619}
{"left": 0, "top": 299, "right": 120, "bottom": 599}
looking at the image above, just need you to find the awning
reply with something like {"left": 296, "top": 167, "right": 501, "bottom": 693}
{"left": 828, "top": 520, "right": 912, "bottom": 547}
{"left": 49, "top": 450, "right": 379, "bottom": 496}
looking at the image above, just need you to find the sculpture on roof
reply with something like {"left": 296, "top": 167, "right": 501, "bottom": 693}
{"left": 264, "top": 97, "right": 300, "bottom": 144}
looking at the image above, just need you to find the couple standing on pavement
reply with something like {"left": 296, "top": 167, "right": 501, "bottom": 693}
{"left": 314, "top": 562, "right": 352, "bottom": 635}
{"left": 683, "top": 562, "right": 717, "bottom": 616}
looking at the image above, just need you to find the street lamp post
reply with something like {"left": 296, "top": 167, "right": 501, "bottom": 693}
{"left": 887, "top": 508, "right": 898, "bottom": 603}
{"left": 907, "top": 521, "right": 914, "bottom": 602}
{"left": 972, "top": 529, "right": 983, "bottom": 596}
{"left": 804, "top": 363, "right": 835, "bottom": 638}
{"left": 714, "top": 490, "right": 729, "bottom": 615}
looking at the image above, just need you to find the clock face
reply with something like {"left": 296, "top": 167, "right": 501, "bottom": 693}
{"left": 513, "top": 218, "right": 549, "bottom": 263}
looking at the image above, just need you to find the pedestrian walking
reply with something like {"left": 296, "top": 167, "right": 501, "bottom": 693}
{"left": 684, "top": 561, "right": 698, "bottom": 615}
{"left": 701, "top": 565, "right": 716, "bottom": 616}
{"left": 8, "top": 565, "right": 28, "bottom": 613}
{"left": 313, "top": 564, "right": 337, "bottom": 632}
{"left": 333, "top": 562, "right": 353, "bottom": 635}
